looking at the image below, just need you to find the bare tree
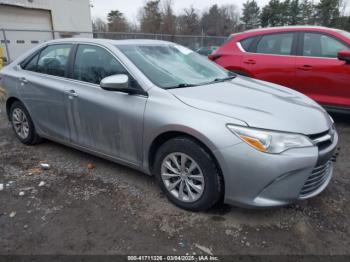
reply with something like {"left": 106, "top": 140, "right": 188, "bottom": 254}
{"left": 160, "top": 0, "right": 177, "bottom": 35}
{"left": 220, "top": 4, "right": 240, "bottom": 34}
{"left": 177, "top": 7, "right": 201, "bottom": 35}
{"left": 93, "top": 18, "right": 107, "bottom": 32}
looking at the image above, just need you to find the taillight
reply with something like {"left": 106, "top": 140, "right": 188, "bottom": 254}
{"left": 208, "top": 54, "right": 221, "bottom": 61}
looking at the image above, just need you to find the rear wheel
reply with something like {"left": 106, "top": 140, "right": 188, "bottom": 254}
{"left": 154, "top": 137, "right": 223, "bottom": 211}
{"left": 10, "top": 101, "right": 41, "bottom": 145}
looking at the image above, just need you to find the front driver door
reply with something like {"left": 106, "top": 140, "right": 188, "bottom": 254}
{"left": 67, "top": 44, "right": 147, "bottom": 165}
{"left": 241, "top": 32, "right": 297, "bottom": 88}
{"left": 295, "top": 32, "right": 350, "bottom": 108}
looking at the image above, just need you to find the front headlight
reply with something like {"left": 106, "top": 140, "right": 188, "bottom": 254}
{"left": 227, "top": 125, "right": 314, "bottom": 154}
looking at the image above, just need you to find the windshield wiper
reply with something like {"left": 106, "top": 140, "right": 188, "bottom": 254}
{"left": 166, "top": 83, "right": 198, "bottom": 89}
{"left": 212, "top": 75, "right": 236, "bottom": 83}
{"left": 198, "top": 75, "right": 237, "bottom": 86}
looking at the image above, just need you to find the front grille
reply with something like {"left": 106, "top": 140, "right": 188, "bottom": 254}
{"left": 300, "top": 161, "right": 332, "bottom": 198}
{"left": 308, "top": 126, "right": 335, "bottom": 151}
{"left": 308, "top": 130, "right": 330, "bottom": 140}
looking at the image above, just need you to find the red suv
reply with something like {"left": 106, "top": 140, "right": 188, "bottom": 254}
{"left": 210, "top": 26, "right": 350, "bottom": 112}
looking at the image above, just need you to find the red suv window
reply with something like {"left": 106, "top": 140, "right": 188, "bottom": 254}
{"left": 255, "top": 33, "right": 294, "bottom": 55}
{"left": 302, "top": 33, "right": 348, "bottom": 58}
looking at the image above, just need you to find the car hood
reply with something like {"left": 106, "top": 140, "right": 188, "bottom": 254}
{"left": 168, "top": 76, "right": 332, "bottom": 135}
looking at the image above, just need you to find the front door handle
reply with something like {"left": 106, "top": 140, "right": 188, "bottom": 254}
{"left": 65, "top": 90, "right": 78, "bottom": 98}
{"left": 243, "top": 59, "right": 256, "bottom": 65}
{"left": 297, "top": 65, "right": 313, "bottom": 71}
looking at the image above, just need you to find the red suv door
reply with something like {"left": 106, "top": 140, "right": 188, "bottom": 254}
{"left": 240, "top": 32, "right": 297, "bottom": 88}
{"left": 295, "top": 32, "right": 350, "bottom": 108}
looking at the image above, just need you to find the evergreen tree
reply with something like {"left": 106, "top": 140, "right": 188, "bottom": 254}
{"left": 315, "top": 0, "right": 341, "bottom": 27}
{"left": 140, "top": 0, "right": 162, "bottom": 33}
{"left": 241, "top": 0, "right": 261, "bottom": 29}
{"left": 107, "top": 10, "right": 129, "bottom": 32}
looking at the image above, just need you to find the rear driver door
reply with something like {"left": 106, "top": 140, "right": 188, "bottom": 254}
{"left": 18, "top": 44, "right": 73, "bottom": 142}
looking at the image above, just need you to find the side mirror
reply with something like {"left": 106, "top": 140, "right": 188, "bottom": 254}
{"left": 100, "top": 74, "right": 129, "bottom": 91}
{"left": 100, "top": 74, "right": 148, "bottom": 96}
{"left": 337, "top": 50, "right": 350, "bottom": 63}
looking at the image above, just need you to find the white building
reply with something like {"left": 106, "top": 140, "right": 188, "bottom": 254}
{"left": 0, "top": 0, "right": 93, "bottom": 61}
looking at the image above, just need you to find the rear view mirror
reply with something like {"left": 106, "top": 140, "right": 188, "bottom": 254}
{"left": 100, "top": 74, "right": 129, "bottom": 91}
{"left": 337, "top": 50, "right": 350, "bottom": 63}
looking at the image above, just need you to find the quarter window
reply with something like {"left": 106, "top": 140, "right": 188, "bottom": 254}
{"left": 303, "top": 33, "right": 348, "bottom": 58}
{"left": 23, "top": 53, "right": 40, "bottom": 72}
{"left": 73, "top": 45, "right": 128, "bottom": 85}
{"left": 240, "top": 37, "right": 257, "bottom": 52}
{"left": 256, "top": 33, "right": 294, "bottom": 55}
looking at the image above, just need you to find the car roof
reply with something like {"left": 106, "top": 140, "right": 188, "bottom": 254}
{"left": 245, "top": 25, "right": 334, "bottom": 33}
{"left": 232, "top": 26, "right": 344, "bottom": 38}
{"left": 45, "top": 38, "right": 174, "bottom": 46}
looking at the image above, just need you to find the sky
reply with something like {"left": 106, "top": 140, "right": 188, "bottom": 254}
{"left": 90, "top": 0, "right": 270, "bottom": 22}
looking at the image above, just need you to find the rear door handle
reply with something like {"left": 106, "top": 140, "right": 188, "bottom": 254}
{"left": 243, "top": 59, "right": 256, "bottom": 65}
{"left": 19, "top": 77, "right": 29, "bottom": 84}
{"left": 297, "top": 65, "right": 313, "bottom": 71}
{"left": 65, "top": 89, "right": 78, "bottom": 98}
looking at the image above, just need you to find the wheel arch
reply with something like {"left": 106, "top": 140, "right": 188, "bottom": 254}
{"left": 5, "top": 97, "right": 21, "bottom": 120}
{"left": 147, "top": 131, "right": 224, "bottom": 190}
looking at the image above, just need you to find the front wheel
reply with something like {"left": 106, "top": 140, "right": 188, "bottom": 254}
{"left": 153, "top": 137, "right": 223, "bottom": 211}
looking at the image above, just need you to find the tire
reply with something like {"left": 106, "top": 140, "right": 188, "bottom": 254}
{"left": 10, "top": 101, "right": 42, "bottom": 145}
{"left": 153, "top": 137, "right": 223, "bottom": 211}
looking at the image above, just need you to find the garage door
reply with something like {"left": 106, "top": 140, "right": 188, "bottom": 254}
{"left": 0, "top": 5, "right": 53, "bottom": 61}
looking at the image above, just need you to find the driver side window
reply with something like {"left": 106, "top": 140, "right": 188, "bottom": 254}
{"left": 72, "top": 44, "right": 133, "bottom": 86}
{"left": 303, "top": 33, "right": 348, "bottom": 58}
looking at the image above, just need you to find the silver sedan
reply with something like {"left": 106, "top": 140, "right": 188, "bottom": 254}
{"left": 0, "top": 39, "right": 338, "bottom": 211}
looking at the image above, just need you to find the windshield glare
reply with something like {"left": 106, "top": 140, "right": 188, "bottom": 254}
{"left": 116, "top": 44, "right": 231, "bottom": 89}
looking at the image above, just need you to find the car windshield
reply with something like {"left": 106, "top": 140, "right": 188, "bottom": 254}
{"left": 116, "top": 44, "right": 232, "bottom": 89}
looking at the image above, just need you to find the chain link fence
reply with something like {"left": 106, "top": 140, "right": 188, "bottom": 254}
{"left": 0, "top": 29, "right": 228, "bottom": 63}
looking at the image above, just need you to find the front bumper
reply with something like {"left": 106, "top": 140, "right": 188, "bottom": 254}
{"left": 214, "top": 130, "right": 338, "bottom": 208}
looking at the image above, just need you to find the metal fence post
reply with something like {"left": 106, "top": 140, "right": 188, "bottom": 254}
{"left": 1, "top": 29, "right": 11, "bottom": 63}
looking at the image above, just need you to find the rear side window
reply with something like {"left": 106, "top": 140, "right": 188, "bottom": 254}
{"left": 256, "top": 33, "right": 294, "bottom": 55}
{"left": 22, "top": 44, "right": 72, "bottom": 77}
{"left": 73, "top": 44, "right": 128, "bottom": 85}
{"left": 37, "top": 44, "right": 72, "bottom": 77}
{"left": 239, "top": 37, "right": 256, "bottom": 52}
{"left": 303, "top": 33, "right": 348, "bottom": 58}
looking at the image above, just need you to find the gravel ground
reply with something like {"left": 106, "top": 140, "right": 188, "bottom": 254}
{"left": 0, "top": 102, "right": 349, "bottom": 256}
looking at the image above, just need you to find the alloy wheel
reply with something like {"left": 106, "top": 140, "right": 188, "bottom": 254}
{"left": 161, "top": 152, "right": 205, "bottom": 203}
{"left": 12, "top": 108, "right": 30, "bottom": 139}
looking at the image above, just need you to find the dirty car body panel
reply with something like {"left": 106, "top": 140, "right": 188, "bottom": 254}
{"left": 0, "top": 38, "right": 338, "bottom": 209}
